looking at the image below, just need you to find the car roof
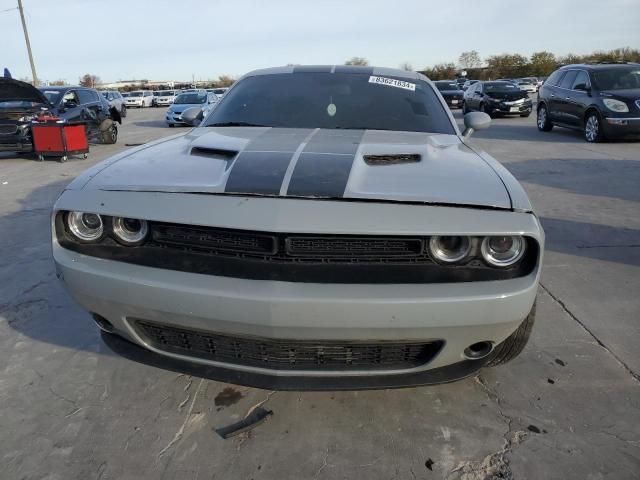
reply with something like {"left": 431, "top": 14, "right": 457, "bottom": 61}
{"left": 39, "top": 86, "right": 84, "bottom": 91}
{"left": 242, "top": 65, "right": 427, "bottom": 82}
{"left": 560, "top": 62, "right": 640, "bottom": 71}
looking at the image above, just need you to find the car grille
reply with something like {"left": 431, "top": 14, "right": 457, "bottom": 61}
{"left": 0, "top": 124, "right": 18, "bottom": 135}
{"left": 150, "top": 223, "right": 431, "bottom": 263}
{"left": 132, "top": 319, "right": 443, "bottom": 371}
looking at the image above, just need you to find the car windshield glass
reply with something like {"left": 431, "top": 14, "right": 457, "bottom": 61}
{"left": 591, "top": 67, "right": 640, "bottom": 91}
{"left": 39, "top": 90, "right": 63, "bottom": 104}
{"left": 129, "top": 92, "right": 142, "bottom": 97}
{"left": 174, "top": 93, "right": 207, "bottom": 104}
{"left": 203, "top": 72, "right": 455, "bottom": 134}
{"left": 484, "top": 82, "right": 519, "bottom": 92}
{"left": 435, "top": 82, "right": 458, "bottom": 90}
{"left": 213, "top": 89, "right": 226, "bottom": 94}
{"left": 153, "top": 92, "right": 160, "bottom": 96}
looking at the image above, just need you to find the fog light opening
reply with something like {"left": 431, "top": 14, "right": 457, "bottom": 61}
{"left": 464, "top": 341, "right": 494, "bottom": 360}
{"left": 91, "top": 313, "right": 115, "bottom": 333}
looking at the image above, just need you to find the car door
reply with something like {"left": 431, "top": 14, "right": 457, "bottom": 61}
{"left": 58, "top": 90, "right": 82, "bottom": 123}
{"left": 565, "top": 70, "right": 591, "bottom": 127}
{"left": 472, "top": 82, "right": 484, "bottom": 110}
{"left": 542, "top": 70, "right": 565, "bottom": 122}
{"left": 77, "top": 89, "right": 104, "bottom": 137}
{"left": 464, "top": 83, "right": 477, "bottom": 110}
{"left": 555, "top": 70, "right": 579, "bottom": 126}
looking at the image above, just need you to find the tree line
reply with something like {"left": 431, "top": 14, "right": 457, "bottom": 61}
{"left": 421, "top": 47, "right": 639, "bottom": 80}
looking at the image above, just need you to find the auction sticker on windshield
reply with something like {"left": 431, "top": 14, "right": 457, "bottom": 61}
{"left": 368, "top": 76, "right": 416, "bottom": 91}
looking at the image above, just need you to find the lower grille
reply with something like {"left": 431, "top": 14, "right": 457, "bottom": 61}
{"left": 133, "top": 320, "right": 443, "bottom": 371}
{"left": 0, "top": 124, "right": 18, "bottom": 135}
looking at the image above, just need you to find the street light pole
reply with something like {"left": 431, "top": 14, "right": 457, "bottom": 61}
{"left": 17, "top": 0, "right": 38, "bottom": 86}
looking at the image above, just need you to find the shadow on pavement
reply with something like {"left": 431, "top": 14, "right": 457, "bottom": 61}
{"left": 1, "top": 179, "right": 110, "bottom": 354}
{"left": 504, "top": 158, "right": 640, "bottom": 203}
{"left": 541, "top": 216, "right": 640, "bottom": 267}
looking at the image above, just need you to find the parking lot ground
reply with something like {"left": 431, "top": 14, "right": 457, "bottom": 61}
{"left": 1, "top": 107, "right": 639, "bottom": 480}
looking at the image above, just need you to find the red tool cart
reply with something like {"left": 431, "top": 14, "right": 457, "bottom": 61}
{"left": 31, "top": 115, "right": 89, "bottom": 163}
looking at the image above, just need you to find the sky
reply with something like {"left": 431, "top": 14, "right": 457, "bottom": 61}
{"left": 2, "top": 0, "right": 639, "bottom": 84}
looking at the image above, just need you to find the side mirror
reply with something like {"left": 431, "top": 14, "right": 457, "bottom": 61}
{"left": 181, "top": 106, "right": 204, "bottom": 126}
{"left": 462, "top": 112, "right": 491, "bottom": 139}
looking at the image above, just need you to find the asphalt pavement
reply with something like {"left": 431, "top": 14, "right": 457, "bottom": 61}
{"left": 0, "top": 106, "right": 638, "bottom": 480}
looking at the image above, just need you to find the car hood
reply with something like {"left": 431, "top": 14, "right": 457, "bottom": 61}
{"left": 80, "top": 127, "right": 512, "bottom": 209}
{"left": 601, "top": 89, "right": 640, "bottom": 102}
{"left": 0, "top": 77, "right": 50, "bottom": 105}
{"left": 168, "top": 103, "right": 204, "bottom": 112}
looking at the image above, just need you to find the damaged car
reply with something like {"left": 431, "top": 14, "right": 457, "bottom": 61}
{"left": 52, "top": 66, "right": 544, "bottom": 389}
{"left": 0, "top": 78, "right": 121, "bottom": 153}
{"left": 0, "top": 77, "right": 48, "bottom": 153}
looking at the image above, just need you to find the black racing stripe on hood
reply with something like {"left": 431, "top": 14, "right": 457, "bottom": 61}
{"left": 286, "top": 129, "right": 365, "bottom": 198}
{"left": 223, "top": 128, "right": 313, "bottom": 195}
{"left": 224, "top": 151, "right": 293, "bottom": 195}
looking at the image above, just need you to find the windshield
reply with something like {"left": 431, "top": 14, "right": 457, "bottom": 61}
{"left": 485, "top": 82, "right": 520, "bottom": 93}
{"left": 203, "top": 73, "right": 454, "bottom": 134}
{"left": 434, "top": 82, "right": 459, "bottom": 91}
{"left": 592, "top": 67, "right": 640, "bottom": 91}
{"left": 174, "top": 93, "right": 207, "bottom": 104}
{"left": 213, "top": 88, "right": 227, "bottom": 94}
{"left": 159, "top": 91, "right": 171, "bottom": 96}
{"left": 40, "top": 90, "right": 63, "bottom": 104}
{"left": 129, "top": 91, "right": 143, "bottom": 97}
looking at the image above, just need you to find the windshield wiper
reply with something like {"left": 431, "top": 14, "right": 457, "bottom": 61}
{"left": 207, "top": 121, "right": 267, "bottom": 127}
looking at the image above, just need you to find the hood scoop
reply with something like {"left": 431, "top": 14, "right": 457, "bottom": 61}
{"left": 190, "top": 147, "right": 238, "bottom": 161}
{"left": 363, "top": 154, "right": 421, "bottom": 166}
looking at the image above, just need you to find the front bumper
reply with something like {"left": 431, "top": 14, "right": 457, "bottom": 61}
{"left": 602, "top": 116, "right": 640, "bottom": 139}
{"left": 489, "top": 101, "right": 533, "bottom": 115}
{"left": 0, "top": 140, "right": 33, "bottom": 152}
{"left": 52, "top": 191, "right": 543, "bottom": 387}
{"left": 165, "top": 112, "right": 185, "bottom": 125}
{"left": 125, "top": 101, "right": 144, "bottom": 107}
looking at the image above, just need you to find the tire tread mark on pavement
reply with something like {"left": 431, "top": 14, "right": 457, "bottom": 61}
{"left": 540, "top": 283, "right": 640, "bottom": 383}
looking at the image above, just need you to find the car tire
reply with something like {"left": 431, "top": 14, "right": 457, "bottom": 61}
{"left": 486, "top": 301, "right": 536, "bottom": 367}
{"left": 584, "top": 111, "right": 606, "bottom": 143}
{"left": 168, "top": 124, "right": 175, "bottom": 128}
{"left": 480, "top": 103, "right": 493, "bottom": 118}
{"left": 101, "top": 125, "right": 118, "bottom": 144}
{"left": 121, "top": 105, "right": 127, "bottom": 118}
{"left": 536, "top": 104, "right": 553, "bottom": 131}
{"left": 462, "top": 101, "right": 468, "bottom": 114}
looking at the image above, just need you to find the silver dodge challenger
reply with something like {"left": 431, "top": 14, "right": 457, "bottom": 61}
{"left": 52, "top": 65, "right": 544, "bottom": 389}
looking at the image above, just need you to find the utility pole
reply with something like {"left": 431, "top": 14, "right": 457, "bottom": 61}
{"left": 17, "top": 0, "right": 38, "bottom": 86}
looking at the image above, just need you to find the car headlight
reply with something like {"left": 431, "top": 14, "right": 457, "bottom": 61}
{"left": 429, "top": 236, "right": 471, "bottom": 263}
{"left": 112, "top": 217, "right": 148, "bottom": 245}
{"left": 603, "top": 98, "right": 629, "bottom": 113}
{"left": 481, "top": 236, "right": 525, "bottom": 267}
{"left": 67, "top": 212, "right": 104, "bottom": 242}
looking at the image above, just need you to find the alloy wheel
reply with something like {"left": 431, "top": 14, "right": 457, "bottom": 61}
{"left": 585, "top": 115, "right": 599, "bottom": 142}
{"left": 537, "top": 107, "right": 547, "bottom": 129}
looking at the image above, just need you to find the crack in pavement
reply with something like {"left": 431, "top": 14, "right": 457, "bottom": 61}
{"left": 540, "top": 283, "right": 640, "bottom": 383}
{"left": 158, "top": 378, "right": 206, "bottom": 458}
{"left": 445, "top": 375, "right": 529, "bottom": 480}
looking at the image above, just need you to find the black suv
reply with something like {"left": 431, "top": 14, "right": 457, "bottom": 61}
{"left": 537, "top": 63, "right": 640, "bottom": 142}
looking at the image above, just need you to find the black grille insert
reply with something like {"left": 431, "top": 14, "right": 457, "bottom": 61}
{"left": 133, "top": 320, "right": 443, "bottom": 371}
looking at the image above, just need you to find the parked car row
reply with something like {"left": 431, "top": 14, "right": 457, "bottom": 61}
{"left": 454, "top": 63, "right": 640, "bottom": 143}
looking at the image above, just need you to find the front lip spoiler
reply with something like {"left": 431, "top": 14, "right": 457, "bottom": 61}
{"left": 101, "top": 331, "right": 489, "bottom": 391}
